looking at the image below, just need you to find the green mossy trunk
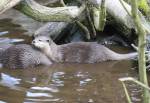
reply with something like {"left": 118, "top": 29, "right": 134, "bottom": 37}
{"left": 138, "top": 0, "right": 150, "bottom": 17}
{"left": 15, "top": 0, "right": 84, "bottom": 22}
{"left": 131, "top": 0, "right": 150, "bottom": 103}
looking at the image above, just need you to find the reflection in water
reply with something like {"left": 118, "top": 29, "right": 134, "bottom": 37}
{"left": 0, "top": 101, "right": 6, "bottom": 103}
{"left": 0, "top": 18, "right": 32, "bottom": 44}
{"left": 0, "top": 61, "right": 141, "bottom": 103}
{"left": 0, "top": 73, "right": 21, "bottom": 88}
{"left": 0, "top": 37, "right": 24, "bottom": 43}
{"left": 128, "top": 82, "right": 142, "bottom": 102}
{"left": 0, "top": 31, "right": 8, "bottom": 36}
{"left": 26, "top": 91, "right": 52, "bottom": 97}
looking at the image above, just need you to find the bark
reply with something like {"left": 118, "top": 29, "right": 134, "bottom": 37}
{"left": 15, "top": 0, "right": 85, "bottom": 22}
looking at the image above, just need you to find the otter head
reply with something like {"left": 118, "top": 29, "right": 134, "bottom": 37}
{"left": 32, "top": 36, "right": 53, "bottom": 51}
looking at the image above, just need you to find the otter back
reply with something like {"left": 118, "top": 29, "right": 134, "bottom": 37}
{"left": 58, "top": 42, "right": 137, "bottom": 63}
{"left": 0, "top": 44, "right": 13, "bottom": 54}
{"left": 0, "top": 44, "right": 52, "bottom": 69}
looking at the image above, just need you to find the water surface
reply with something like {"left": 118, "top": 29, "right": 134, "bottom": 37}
{"left": 0, "top": 61, "right": 139, "bottom": 103}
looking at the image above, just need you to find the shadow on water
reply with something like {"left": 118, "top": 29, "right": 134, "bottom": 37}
{"left": 0, "top": 12, "right": 143, "bottom": 103}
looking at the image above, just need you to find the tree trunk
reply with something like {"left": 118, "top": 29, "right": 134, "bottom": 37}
{"left": 131, "top": 0, "right": 150, "bottom": 103}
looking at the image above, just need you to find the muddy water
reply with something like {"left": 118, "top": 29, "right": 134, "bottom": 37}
{"left": 0, "top": 15, "right": 142, "bottom": 103}
{"left": 0, "top": 62, "right": 140, "bottom": 103}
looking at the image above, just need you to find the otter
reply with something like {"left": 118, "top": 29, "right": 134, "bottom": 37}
{"left": 0, "top": 43, "right": 13, "bottom": 52}
{"left": 0, "top": 44, "right": 52, "bottom": 69}
{"left": 32, "top": 36, "right": 138, "bottom": 63}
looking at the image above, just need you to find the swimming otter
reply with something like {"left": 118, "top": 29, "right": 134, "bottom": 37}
{"left": 32, "top": 36, "right": 138, "bottom": 63}
{"left": 0, "top": 43, "right": 13, "bottom": 52}
{"left": 0, "top": 44, "right": 52, "bottom": 69}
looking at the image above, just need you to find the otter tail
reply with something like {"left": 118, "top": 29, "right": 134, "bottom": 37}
{"left": 112, "top": 52, "right": 138, "bottom": 60}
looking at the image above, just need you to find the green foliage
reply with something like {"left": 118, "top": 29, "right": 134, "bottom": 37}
{"left": 138, "top": 0, "right": 150, "bottom": 15}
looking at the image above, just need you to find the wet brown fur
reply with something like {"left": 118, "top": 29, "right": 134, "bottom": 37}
{"left": 0, "top": 44, "right": 52, "bottom": 69}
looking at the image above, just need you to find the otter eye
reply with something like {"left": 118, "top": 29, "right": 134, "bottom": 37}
{"left": 46, "top": 40, "right": 50, "bottom": 42}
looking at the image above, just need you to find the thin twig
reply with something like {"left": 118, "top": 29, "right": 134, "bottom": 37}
{"left": 120, "top": 82, "right": 132, "bottom": 103}
{"left": 119, "top": 77, "right": 150, "bottom": 91}
{"left": 131, "top": 43, "right": 138, "bottom": 51}
{"left": 86, "top": 6, "right": 97, "bottom": 37}
{"left": 76, "top": 21, "right": 91, "bottom": 40}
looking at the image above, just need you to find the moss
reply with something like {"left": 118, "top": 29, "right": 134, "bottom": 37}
{"left": 15, "top": 0, "right": 75, "bottom": 22}
{"left": 138, "top": 0, "right": 150, "bottom": 15}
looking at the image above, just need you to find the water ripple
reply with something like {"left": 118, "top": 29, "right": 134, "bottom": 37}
{"left": 31, "top": 86, "right": 59, "bottom": 93}
{"left": 26, "top": 91, "right": 52, "bottom": 97}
